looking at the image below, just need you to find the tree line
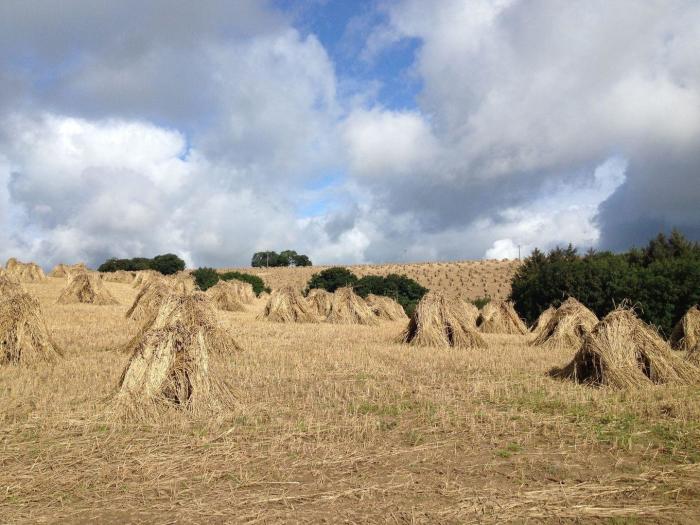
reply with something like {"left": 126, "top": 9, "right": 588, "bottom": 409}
{"left": 98, "top": 254, "right": 185, "bottom": 275}
{"left": 510, "top": 230, "right": 700, "bottom": 335}
{"left": 251, "top": 250, "right": 312, "bottom": 267}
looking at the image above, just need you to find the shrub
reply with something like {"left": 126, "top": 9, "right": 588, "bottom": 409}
{"left": 307, "top": 267, "right": 358, "bottom": 293}
{"left": 192, "top": 267, "right": 220, "bottom": 291}
{"left": 510, "top": 230, "right": 700, "bottom": 335}
{"left": 220, "top": 271, "right": 270, "bottom": 296}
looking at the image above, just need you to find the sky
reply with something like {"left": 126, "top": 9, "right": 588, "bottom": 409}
{"left": 0, "top": 0, "right": 699, "bottom": 269}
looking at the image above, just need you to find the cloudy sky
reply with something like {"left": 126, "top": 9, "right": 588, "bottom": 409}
{"left": 1, "top": 0, "right": 698, "bottom": 268}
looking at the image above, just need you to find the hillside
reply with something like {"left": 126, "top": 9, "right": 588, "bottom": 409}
{"left": 224, "top": 259, "right": 521, "bottom": 302}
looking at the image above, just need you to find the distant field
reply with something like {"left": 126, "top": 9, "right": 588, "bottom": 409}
{"left": 224, "top": 259, "right": 521, "bottom": 301}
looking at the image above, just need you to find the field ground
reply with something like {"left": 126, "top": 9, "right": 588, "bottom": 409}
{"left": 225, "top": 259, "right": 521, "bottom": 302}
{"left": 1, "top": 277, "right": 700, "bottom": 523}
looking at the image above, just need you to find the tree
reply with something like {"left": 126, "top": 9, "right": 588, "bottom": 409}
{"left": 98, "top": 255, "right": 179, "bottom": 273}
{"left": 251, "top": 250, "right": 313, "bottom": 267}
{"left": 307, "top": 267, "right": 358, "bottom": 293}
{"left": 510, "top": 231, "right": 700, "bottom": 335}
{"left": 293, "top": 254, "right": 312, "bottom": 266}
{"left": 150, "top": 253, "right": 185, "bottom": 275}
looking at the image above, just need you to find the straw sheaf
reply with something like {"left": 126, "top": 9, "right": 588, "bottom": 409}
{"left": 114, "top": 293, "right": 238, "bottom": 417}
{"left": 530, "top": 306, "right": 556, "bottom": 336}
{"left": 0, "top": 274, "right": 24, "bottom": 299}
{"left": 5, "top": 257, "right": 47, "bottom": 283}
{"left": 366, "top": 294, "right": 408, "bottom": 322}
{"left": 531, "top": 298, "right": 598, "bottom": 351}
{"left": 56, "top": 272, "right": 119, "bottom": 305}
{"left": 126, "top": 280, "right": 178, "bottom": 323}
{"left": 325, "top": 287, "right": 379, "bottom": 326}
{"left": 49, "top": 263, "right": 88, "bottom": 278}
{"left": 401, "top": 291, "right": 487, "bottom": 349}
{"left": 206, "top": 281, "right": 246, "bottom": 312}
{"left": 669, "top": 305, "right": 700, "bottom": 353}
{"left": 0, "top": 292, "right": 63, "bottom": 365}
{"left": 307, "top": 288, "right": 333, "bottom": 318}
{"left": 100, "top": 270, "right": 136, "bottom": 284}
{"left": 477, "top": 301, "right": 528, "bottom": 335}
{"left": 551, "top": 307, "right": 697, "bottom": 388}
{"left": 258, "top": 286, "right": 318, "bottom": 323}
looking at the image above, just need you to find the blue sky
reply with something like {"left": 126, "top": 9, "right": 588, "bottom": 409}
{"left": 0, "top": 0, "right": 698, "bottom": 268}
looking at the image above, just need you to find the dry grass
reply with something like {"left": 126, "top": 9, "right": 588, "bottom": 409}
{"left": 402, "top": 291, "right": 486, "bottom": 349}
{"left": 531, "top": 297, "right": 598, "bottom": 351}
{"left": 552, "top": 307, "right": 698, "bottom": 389}
{"left": 1, "top": 278, "right": 700, "bottom": 523}
{"left": 56, "top": 271, "right": 119, "bottom": 305}
{"left": 478, "top": 300, "right": 528, "bottom": 335}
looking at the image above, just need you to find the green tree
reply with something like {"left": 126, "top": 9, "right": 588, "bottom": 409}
{"left": 306, "top": 267, "right": 358, "bottom": 293}
{"left": 510, "top": 231, "right": 700, "bottom": 335}
{"left": 150, "top": 253, "right": 186, "bottom": 275}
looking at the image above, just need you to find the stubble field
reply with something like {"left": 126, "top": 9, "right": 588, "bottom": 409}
{"left": 1, "top": 276, "right": 700, "bottom": 524}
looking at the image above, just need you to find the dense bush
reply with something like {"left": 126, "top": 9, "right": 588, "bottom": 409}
{"left": 98, "top": 253, "right": 185, "bottom": 275}
{"left": 192, "top": 267, "right": 220, "bottom": 291}
{"left": 510, "top": 230, "right": 700, "bottom": 335}
{"left": 220, "top": 271, "right": 270, "bottom": 296}
{"left": 251, "top": 250, "right": 312, "bottom": 267}
{"left": 307, "top": 268, "right": 427, "bottom": 315}
{"left": 306, "top": 267, "right": 357, "bottom": 293}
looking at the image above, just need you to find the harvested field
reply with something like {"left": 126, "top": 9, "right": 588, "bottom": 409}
{"left": 222, "top": 259, "right": 520, "bottom": 302}
{"left": 1, "top": 278, "right": 700, "bottom": 523}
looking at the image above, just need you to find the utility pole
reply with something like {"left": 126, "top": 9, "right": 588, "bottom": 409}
{"left": 518, "top": 244, "right": 521, "bottom": 261}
